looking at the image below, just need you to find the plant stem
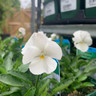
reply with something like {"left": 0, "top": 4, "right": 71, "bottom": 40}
{"left": 35, "top": 75, "right": 40, "bottom": 96}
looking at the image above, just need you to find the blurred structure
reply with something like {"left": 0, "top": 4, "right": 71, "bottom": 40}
{"left": 4, "top": 9, "right": 33, "bottom": 40}
{"left": 0, "top": 0, "right": 20, "bottom": 34}
{"left": 3, "top": 0, "right": 44, "bottom": 40}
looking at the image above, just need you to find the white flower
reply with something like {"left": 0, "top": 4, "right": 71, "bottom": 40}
{"left": 72, "top": 30, "right": 92, "bottom": 52}
{"left": 48, "top": 38, "right": 52, "bottom": 41}
{"left": 51, "top": 33, "right": 59, "bottom": 40}
{"left": 22, "top": 32, "right": 62, "bottom": 75}
{"left": 18, "top": 27, "right": 26, "bottom": 36}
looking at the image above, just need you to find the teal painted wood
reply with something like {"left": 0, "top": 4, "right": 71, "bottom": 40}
{"left": 85, "top": 0, "right": 96, "bottom": 18}
{"left": 43, "top": 0, "right": 59, "bottom": 22}
{"left": 60, "top": 0, "right": 80, "bottom": 19}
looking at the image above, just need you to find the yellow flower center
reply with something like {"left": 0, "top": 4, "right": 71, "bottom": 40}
{"left": 40, "top": 55, "right": 44, "bottom": 59}
{"left": 80, "top": 41, "right": 84, "bottom": 44}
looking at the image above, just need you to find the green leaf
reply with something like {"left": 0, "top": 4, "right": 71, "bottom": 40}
{"left": 0, "top": 87, "right": 20, "bottom": 96}
{"left": 41, "top": 87, "right": 49, "bottom": 96}
{"left": 51, "top": 79, "right": 73, "bottom": 96}
{"left": 88, "top": 58, "right": 96, "bottom": 65}
{"left": 0, "top": 57, "right": 4, "bottom": 64}
{"left": 0, "top": 52, "right": 6, "bottom": 58}
{"left": 77, "top": 59, "right": 87, "bottom": 68}
{"left": 10, "top": 92, "right": 21, "bottom": 96}
{"left": 13, "top": 57, "right": 22, "bottom": 70}
{"left": 38, "top": 79, "right": 50, "bottom": 95}
{"left": 0, "top": 65, "right": 7, "bottom": 74}
{"left": 60, "top": 56, "right": 71, "bottom": 72}
{"left": 62, "top": 47, "right": 70, "bottom": 59}
{"left": 3, "top": 52, "right": 13, "bottom": 71}
{"left": 0, "top": 74, "right": 24, "bottom": 87}
{"left": 24, "top": 87, "right": 36, "bottom": 96}
{"left": 8, "top": 70, "right": 32, "bottom": 85}
{"left": 71, "top": 82, "right": 82, "bottom": 90}
{"left": 85, "top": 70, "right": 96, "bottom": 76}
{"left": 75, "top": 71, "right": 82, "bottom": 78}
{"left": 18, "top": 63, "right": 30, "bottom": 73}
{"left": 3, "top": 37, "right": 12, "bottom": 45}
{"left": 78, "top": 75, "right": 87, "bottom": 82}
{"left": 71, "top": 55, "right": 80, "bottom": 68}
{"left": 59, "top": 36, "right": 63, "bottom": 47}
{"left": 84, "top": 59, "right": 96, "bottom": 73}
{"left": 82, "top": 82, "right": 94, "bottom": 87}
{"left": 61, "top": 56, "right": 71, "bottom": 65}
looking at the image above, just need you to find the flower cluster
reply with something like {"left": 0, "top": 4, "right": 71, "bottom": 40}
{"left": 22, "top": 30, "right": 92, "bottom": 75}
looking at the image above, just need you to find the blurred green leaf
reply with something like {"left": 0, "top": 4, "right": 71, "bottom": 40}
{"left": 77, "top": 59, "right": 87, "bottom": 68}
{"left": 3, "top": 52, "right": 13, "bottom": 71}
{"left": 10, "top": 92, "right": 21, "bottom": 96}
{"left": 0, "top": 65, "right": 7, "bottom": 74}
{"left": 0, "top": 87, "right": 20, "bottom": 96}
{"left": 0, "top": 74, "right": 24, "bottom": 87}
{"left": 51, "top": 79, "right": 73, "bottom": 95}
{"left": 62, "top": 47, "right": 71, "bottom": 60}
{"left": 71, "top": 82, "right": 82, "bottom": 90}
{"left": 84, "top": 59, "right": 96, "bottom": 73}
{"left": 78, "top": 75, "right": 87, "bottom": 82}
{"left": 13, "top": 57, "right": 22, "bottom": 70}
{"left": 24, "top": 87, "right": 36, "bottom": 96}
{"left": 82, "top": 82, "right": 94, "bottom": 87}
{"left": 8, "top": 70, "right": 32, "bottom": 85}
{"left": 38, "top": 79, "right": 50, "bottom": 96}
{"left": 41, "top": 87, "right": 49, "bottom": 96}
{"left": 18, "top": 63, "right": 30, "bottom": 73}
{"left": 71, "top": 55, "right": 80, "bottom": 68}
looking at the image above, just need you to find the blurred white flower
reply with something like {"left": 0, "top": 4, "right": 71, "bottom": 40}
{"left": 51, "top": 33, "right": 59, "bottom": 40}
{"left": 22, "top": 32, "right": 62, "bottom": 75}
{"left": 48, "top": 38, "right": 52, "bottom": 41}
{"left": 18, "top": 27, "right": 26, "bottom": 36}
{"left": 72, "top": 30, "right": 92, "bottom": 52}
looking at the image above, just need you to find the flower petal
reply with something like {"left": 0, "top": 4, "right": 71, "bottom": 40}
{"left": 72, "top": 37, "right": 82, "bottom": 43}
{"left": 22, "top": 32, "right": 48, "bottom": 54}
{"left": 74, "top": 43, "right": 88, "bottom": 52}
{"left": 29, "top": 56, "right": 57, "bottom": 75}
{"left": 29, "top": 57, "right": 45, "bottom": 75}
{"left": 45, "top": 41, "right": 62, "bottom": 60}
{"left": 31, "top": 32, "right": 49, "bottom": 50}
{"left": 44, "top": 56, "right": 57, "bottom": 74}
{"left": 73, "top": 31, "right": 82, "bottom": 43}
{"left": 81, "top": 31, "right": 91, "bottom": 39}
{"left": 22, "top": 33, "right": 37, "bottom": 54}
{"left": 22, "top": 46, "right": 41, "bottom": 64}
{"left": 73, "top": 30, "right": 91, "bottom": 43}
{"left": 84, "top": 36, "right": 92, "bottom": 46}
{"left": 73, "top": 30, "right": 90, "bottom": 38}
{"left": 73, "top": 30, "right": 81, "bottom": 37}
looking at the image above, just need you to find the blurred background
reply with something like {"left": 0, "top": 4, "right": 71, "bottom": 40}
{"left": 0, "top": 0, "right": 43, "bottom": 41}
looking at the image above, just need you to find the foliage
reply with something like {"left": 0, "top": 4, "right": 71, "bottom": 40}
{"left": 0, "top": 37, "right": 96, "bottom": 96}
{"left": 0, "top": 37, "right": 52, "bottom": 96}
{"left": 0, "top": 0, "right": 20, "bottom": 33}
{"left": 59, "top": 47, "right": 96, "bottom": 94}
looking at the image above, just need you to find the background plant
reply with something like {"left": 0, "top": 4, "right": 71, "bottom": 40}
{"left": 0, "top": 0, "right": 20, "bottom": 34}
{"left": 58, "top": 47, "right": 96, "bottom": 95}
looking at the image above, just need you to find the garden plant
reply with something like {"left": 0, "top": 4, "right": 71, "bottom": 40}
{"left": 0, "top": 30, "right": 96, "bottom": 96}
